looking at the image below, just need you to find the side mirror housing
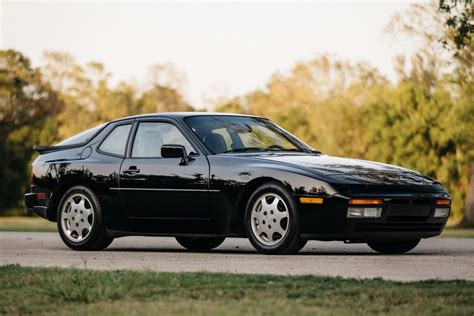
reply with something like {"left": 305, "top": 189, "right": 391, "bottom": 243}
{"left": 161, "top": 144, "right": 186, "bottom": 158}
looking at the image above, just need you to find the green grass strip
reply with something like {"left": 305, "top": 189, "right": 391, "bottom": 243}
{"left": 0, "top": 265, "right": 473, "bottom": 315}
{"left": 0, "top": 217, "right": 57, "bottom": 232}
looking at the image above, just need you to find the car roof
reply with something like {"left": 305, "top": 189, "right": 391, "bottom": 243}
{"left": 110, "top": 112, "right": 261, "bottom": 123}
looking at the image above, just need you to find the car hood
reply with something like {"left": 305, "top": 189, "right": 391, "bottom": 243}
{"left": 253, "top": 154, "right": 436, "bottom": 185}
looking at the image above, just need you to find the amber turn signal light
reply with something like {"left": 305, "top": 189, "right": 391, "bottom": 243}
{"left": 300, "top": 197, "right": 323, "bottom": 204}
{"left": 436, "top": 199, "right": 450, "bottom": 205}
{"left": 348, "top": 199, "right": 383, "bottom": 205}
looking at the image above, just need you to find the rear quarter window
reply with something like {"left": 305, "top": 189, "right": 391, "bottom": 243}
{"left": 56, "top": 123, "right": 106, "bottom": 146}
{"left": 99, "top": 124, "right": 132, "bottom": 156}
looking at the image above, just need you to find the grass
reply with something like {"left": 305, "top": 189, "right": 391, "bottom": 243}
{"left": 0, "top": 208, "right": 25, "bottom": 216}
{"left": 0, "top": 265, "right": 473, "bottom": 315}
{"left": 0, "top": 216, "right": 56, "bottom": 232}
{"left": 440, "top": 228, "right": 474, "bottom": 238}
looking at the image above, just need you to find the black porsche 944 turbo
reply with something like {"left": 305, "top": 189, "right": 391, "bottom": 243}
{"left": 25, "top": 113, "right": 450, "bottom": 254}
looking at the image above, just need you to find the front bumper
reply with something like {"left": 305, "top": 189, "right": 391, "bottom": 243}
{"left": 298, "top": 195, "right": 450, "bottom": 242}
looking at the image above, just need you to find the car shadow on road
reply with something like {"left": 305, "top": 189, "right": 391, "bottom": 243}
{"left": 103, "top": 246, "right": 447, "bottom": 256}
{"left": 105, "top": 247, "right": 257, "bottom": 254}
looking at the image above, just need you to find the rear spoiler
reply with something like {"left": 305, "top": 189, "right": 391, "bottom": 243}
{"left": 33, "top": 144, "right": 79, "bottom": 154}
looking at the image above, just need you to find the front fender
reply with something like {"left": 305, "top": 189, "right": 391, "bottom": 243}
{"left": 207, "top": 156, "right": 340, "bottom": 235}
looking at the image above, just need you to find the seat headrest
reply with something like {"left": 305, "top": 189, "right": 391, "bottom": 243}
{"left": 204, "top": 133, "right": 227, "bottom": 154}
{"left": 136, "top": 131, "right": 163, "bottom": 157}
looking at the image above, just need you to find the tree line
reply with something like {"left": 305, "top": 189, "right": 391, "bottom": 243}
{"left": 215, "top": 3, "right": 473, "bottom": 225}
{"left": 0, "top": 2, "right": 472, "bottom": 225}
{"left": 0, "top": 50, "right": 194, "bottom": 214}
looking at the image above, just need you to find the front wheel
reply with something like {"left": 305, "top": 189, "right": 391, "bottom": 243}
{"left": 176, "top": 237, "right": 225, "bottom": 251}
{"left": 367, "top": 239, "right": 421, "bottom": 254}
{"left": 57, "top": 186, "right": 113, "bottom": 251}
{"left": 245, "top": 182, "right": 306, "bottom": 255}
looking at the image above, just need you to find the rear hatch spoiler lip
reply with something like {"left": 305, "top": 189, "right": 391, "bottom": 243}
{"left": 33, "top": 144, "right": 82, "bottom": 154}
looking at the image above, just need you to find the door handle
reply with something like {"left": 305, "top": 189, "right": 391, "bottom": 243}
{"left": 123, "top": 166, "right": 140, "bottom": 174}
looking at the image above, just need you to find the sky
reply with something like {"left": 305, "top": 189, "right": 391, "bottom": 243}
{"left": 1, "top": 1, "right": 422, "bottom": 108}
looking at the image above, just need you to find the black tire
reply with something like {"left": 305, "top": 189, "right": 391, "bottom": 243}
{"left": 244, "top": 182, "right": 306, "bottom": 255}
{"left": 57, "top": 186, "right": 113, "bottom": 251}
{"left": 176, "top": 236, "right": 225, "bottom": 251}
{"left": 367, "top": 239, "right": 421, "bottom": 254}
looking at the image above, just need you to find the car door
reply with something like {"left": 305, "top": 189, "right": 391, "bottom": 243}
{"left": 119, "top": 119, "right": 212, "bottom": 234}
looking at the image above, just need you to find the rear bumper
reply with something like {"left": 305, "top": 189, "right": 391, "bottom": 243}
{"left": 24, "top": 193, "right": 49, "bottom": 220}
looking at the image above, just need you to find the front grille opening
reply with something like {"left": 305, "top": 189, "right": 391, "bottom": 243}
{"left": 389, "top": 199, "right": 433, "bottom": 205}
{"left": 387, "top": 216, "right": 428, "bottom": 222}
{"left": 355, "top": 222, "right": 443, "bottom": 232}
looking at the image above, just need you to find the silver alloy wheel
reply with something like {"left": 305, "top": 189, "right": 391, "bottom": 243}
{"left": 60, "top": 193, "right": 94, "bottom": 242}
{"left": 250, "top": 193, "right": 289, "bottom": 246}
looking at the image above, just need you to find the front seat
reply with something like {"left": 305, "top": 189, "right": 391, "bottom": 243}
{"left": 203, "top": 133, "right": 227, "bottom": 154}
{"left": 137, "top": 131, "right": 163, "bottom": 157}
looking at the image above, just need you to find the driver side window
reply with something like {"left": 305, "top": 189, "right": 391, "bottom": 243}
{"left": 132, "top": 122, "right": 195, "bottom": 158}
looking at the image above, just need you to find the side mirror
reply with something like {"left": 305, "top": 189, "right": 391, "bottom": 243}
{"left": 161, "top": 144, "right": 186, "bottom": 158}
{"left": 161, "top": 144, "right": 194, "bottom": 165}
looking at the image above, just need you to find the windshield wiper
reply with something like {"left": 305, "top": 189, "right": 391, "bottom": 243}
{"left": 221, "top": 147, "right": 266, "bottom": 153}
{"left": 282, "top": 148, "right": 322, "bottom": 154}
{"left": 221, "top": 147, "right": 322, "bottom": 155}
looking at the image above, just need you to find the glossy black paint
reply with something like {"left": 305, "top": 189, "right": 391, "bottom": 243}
{"left": 25, "top": 112, "right": 450, "bottom": 242}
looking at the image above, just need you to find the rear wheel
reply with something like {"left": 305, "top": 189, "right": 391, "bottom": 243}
{"left": 245, "top": 182, "right": 306, "bottom": 255}
{"left": 57, "top": 186, "right": 113, "bottom": 251}
{"left": 367, "top": 239, "right": 420, "bottom": 254}
{"left": 176, "top": 237, "right": 225, "bottom": 251}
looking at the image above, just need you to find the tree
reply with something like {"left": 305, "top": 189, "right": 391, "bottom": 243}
{"left": 147, "top": 63, "right": 187, "bottom": 93}
{"left": 388, "top": 2, "right": 473, "bottom": 224}
{"left": 215, "top": 55, "right": 387, "bottom": 158}
{"left": 138, "top": 85, "right": 192, "bottom": 113}
{"left": 362, "top": 80, "right": 470, "bottom": 223}
{"left": 0, "top": 50, "right": 62, "bottom": 211}
{"left": 138, "top": 64, "right": 193, "bottom": 113}
{"left": 42, "top": 51, "right": 102, "bottom": 138}
{"left": 214, "top": 3, "right": 473, "bottom": 225}
{"left": 42, "top": 54, "right": 194, "bottom": 141}
{"left": 439, "top": 0, "right": 473, "bottom": 50}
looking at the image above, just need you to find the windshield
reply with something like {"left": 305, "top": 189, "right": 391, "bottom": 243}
{"left": 184, "top": 115, "right": 313, "bottom": 154}
{"left": 56, "top": 123, "right": 106, "bottom": 146}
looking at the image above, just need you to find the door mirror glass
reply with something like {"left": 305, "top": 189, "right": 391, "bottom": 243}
{"left": 161, "top": 144, "right": 186, "bottom": 158}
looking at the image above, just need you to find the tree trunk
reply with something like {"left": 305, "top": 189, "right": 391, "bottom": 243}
{"left": 462, "top": 164, "right": 474, "bottom": 226}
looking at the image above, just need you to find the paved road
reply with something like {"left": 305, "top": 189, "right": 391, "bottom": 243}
{"left": 1, "top": 232, "right": 473, "bottom": 281}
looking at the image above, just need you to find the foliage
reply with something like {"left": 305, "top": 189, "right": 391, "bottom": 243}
{"left": 439, "top": 0, "right": 473, "bottom": 49}
{"left": 0, "top": 3, "right": 472, "bottom": 224}
{"left": 41, "top": 52, "right": 192, "bottom": 139}
{"left": 0, "top": 51, "right": 193, "bottom": 212}
{"left": 0, "top": 50, "right": 62, "bottom": 210}
{"left": 1, "top": 265, "right": 473, "bottom": 315}
{"left": 362, "top": 81, "right": 472, "bottom": 223}
{"left": 216, "top": 3, "right": 473, "bottom": 225}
